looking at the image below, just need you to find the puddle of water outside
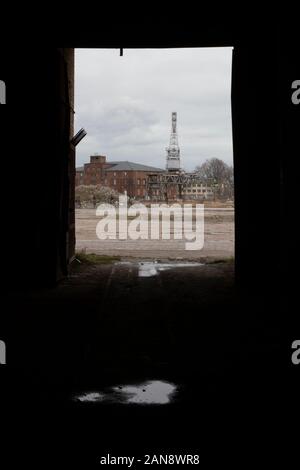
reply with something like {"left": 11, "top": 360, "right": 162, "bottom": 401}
{"left": 73, "top": 380, "right": 178, "bottom": 405}
{"left": 138, "top": 261, "right": 203, "bottom": 277}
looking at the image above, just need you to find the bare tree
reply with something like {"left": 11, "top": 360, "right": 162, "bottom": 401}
{"left": 195, "top": 158, "right": 234, "bottom": 199}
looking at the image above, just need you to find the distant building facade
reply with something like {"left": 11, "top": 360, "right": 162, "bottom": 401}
{"left": 76, "top": 154, "right": 215, "bottom": 201}
{"left": 76, "top": 154, "right": 163, "bottom": 199}
{"left": 75, "top": 155, "right": 111, "bottom": 186}
{"left": 183, "top": 183, "right": 214, "bottom": 199}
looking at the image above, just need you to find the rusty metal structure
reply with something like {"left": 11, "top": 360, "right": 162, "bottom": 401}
{"left": 147, "top": 171, "right": 215, "bottom": 201}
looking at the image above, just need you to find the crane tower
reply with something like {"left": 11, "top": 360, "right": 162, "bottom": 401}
{"left": 166, "top": 112, "right": 181, "bottom": 171}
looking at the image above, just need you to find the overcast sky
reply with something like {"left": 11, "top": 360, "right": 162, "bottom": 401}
{"left": 75, "top": 48, "right": 233, "bottom": 171}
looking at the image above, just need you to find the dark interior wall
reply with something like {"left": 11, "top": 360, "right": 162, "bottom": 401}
{"left": 232, "top": 42, "right": 280, "bottom": 296}
{"left": 277, "top": 31, "right": 299, "bottom": 294}
{"left": 0, "top": 22, "right": 294, "bottom": 293}
{"left": 232, "top": 31, "right": 298, "bottom": 307}
{"left": 1, "top": 48, "right": 74, "bottom": 285}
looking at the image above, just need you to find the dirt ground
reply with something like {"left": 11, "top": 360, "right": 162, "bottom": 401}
{"left": 75, "top": 207, "right": 234, "bottom": 261}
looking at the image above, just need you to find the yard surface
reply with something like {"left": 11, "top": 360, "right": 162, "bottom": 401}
{"left": 75, "top": 206, "right": 234, "bottom": 261}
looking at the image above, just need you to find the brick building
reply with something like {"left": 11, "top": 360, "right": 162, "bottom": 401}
{"left": 76, "top": 154, "right": 163, "bottom": 199}
{"left": 75, "top": 155, "right": 111, "bottom": 186}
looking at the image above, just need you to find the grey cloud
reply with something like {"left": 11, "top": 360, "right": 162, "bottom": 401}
{"left": 75, "top": 48, "right": 233, "bottom": 170}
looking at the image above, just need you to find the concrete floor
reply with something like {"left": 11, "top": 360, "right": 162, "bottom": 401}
{"left": 1, "top": 259, "right": 293, "bottom": 464}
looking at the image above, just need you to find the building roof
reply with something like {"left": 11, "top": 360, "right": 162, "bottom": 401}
{"left": 105, "top": 161, "right": 163, "bottom": 172}
{"left": 76, "top": 166, "right": 84, "bottom": 172}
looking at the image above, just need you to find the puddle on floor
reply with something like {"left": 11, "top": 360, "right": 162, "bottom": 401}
{"left": 73, "top": 380, "right": 178, "bottom": 405}
{"left": 112, "top": 381, "right": 176, "bottom": 404}
{"left": 138, "top": 261, "right": 203, "bottom": 277}
{"left": 75, "top": 392, "right": 105, "bottom": 403}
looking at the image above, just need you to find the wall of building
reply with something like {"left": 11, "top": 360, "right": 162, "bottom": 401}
{"left": 183, "top": 183, "right": 214, "bottom": 199}
{"left": 76, "top": 155, "right": 110, "bottom": 186}
{"left": 1, "top": 47, "right": 76, "bottom": 285}
{"left": 105, "top": 170, "right": 148, "bottom": 198}
{"left": 76, "top": 156, "right": 151, "bottom": 198}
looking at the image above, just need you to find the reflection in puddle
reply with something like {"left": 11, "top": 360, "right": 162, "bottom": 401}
{"left": 75, "top": 392, "right": 105, "bottom": 402}
{"left": 112, "top": 381, "right": 176, "bottom": 404}
{"left": 73, "top": 380, "right": 177, "bottom": 405}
